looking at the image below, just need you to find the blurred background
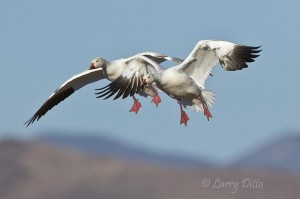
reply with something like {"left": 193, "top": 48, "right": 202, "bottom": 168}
{"left": 1, "top": 0, "right": 300, "bottom": 198}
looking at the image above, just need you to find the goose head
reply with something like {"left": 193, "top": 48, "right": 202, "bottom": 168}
{"left": 142, "top": 73, "right": 155, "bottom": 86}
{"left": 89, "top": 57, "right": 109, "bottom": 70}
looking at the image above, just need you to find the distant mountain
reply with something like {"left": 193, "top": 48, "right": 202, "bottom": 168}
{"left": 1, "top": 140, "right": 299, "bottom": 199}
{"left": 37, "top": 133, "right": 214, "bottom": 168}
{"left": 38, "top": 131, "right": 300, "bottom": 173}
{"left": 233, "top": 133, "right": 300, "bottom": 173}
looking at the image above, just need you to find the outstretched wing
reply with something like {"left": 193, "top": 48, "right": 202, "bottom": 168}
{"left": 25, "top": 68, "right": 105, "bottom": 127}
{"left": 175, "top": 40, "right": 261, "bottom": 88}
{"left": 95, "top": 55, "right": 162, "bottom": 100}
{"left": 125, "top": 51, "right": 184, "bottom": 65}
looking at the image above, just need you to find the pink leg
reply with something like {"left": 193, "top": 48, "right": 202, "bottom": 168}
{"left": 178, "top": 100, "right": 189, "bottom": 126}
{"left": 146, "top": 84, "right": 161, "bottom": 107}
{"left": 197, "top": 94, "right": 212, "bottom": 121}
{"left": 129, "top": 96, "right": 141, "bottom": 114}
{"left": 151, "top": 94, "right": 161, "bottom": 107}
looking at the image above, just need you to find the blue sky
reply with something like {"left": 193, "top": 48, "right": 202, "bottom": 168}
{"left": 1, "top": 0, "right": 300, "bottom": 164}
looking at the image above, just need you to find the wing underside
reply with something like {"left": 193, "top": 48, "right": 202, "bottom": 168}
{"left": 25, "top": 68, "right": 104, "bottom": 127}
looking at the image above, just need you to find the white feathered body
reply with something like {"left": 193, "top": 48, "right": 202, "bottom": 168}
{"left": 155, "top": 68, "right": 215, "bottom": 112}
{"left": 105, "top": 59, "right": 128, "bottom": 81}
{"left": 155, "top": 68, "right": 200, "bottom": 99}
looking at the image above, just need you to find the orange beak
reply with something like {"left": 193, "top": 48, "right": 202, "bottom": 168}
{"left": 141, "top": 78, "right": 147, "bottom": 86}
{"left": 89, "top": 63, "right": 95, "bottom": 70}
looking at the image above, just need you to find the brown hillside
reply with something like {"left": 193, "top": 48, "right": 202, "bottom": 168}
{"left": 0, "top": 140, "right": 298, "bottom": 199}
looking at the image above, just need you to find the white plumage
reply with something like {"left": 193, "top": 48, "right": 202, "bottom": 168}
{"left": 25, "top": 52, "right": 183, "bottom": 126}
{"left": 98, "top": 40, "right": 261, "bottom": 126}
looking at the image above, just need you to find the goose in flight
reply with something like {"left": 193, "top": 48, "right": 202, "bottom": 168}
{"left": 97, "top": 40, "right": 261, "bottom": 126}
{"left": 25, "top": 52, "right": 183, "bottom": 127}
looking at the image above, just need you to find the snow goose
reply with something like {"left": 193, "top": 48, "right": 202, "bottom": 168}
{"left": 91, "top": 53, "right": 182, "bottom": 112}
{"left": 97, "top": 40, "right": 261, "bottom": 126}
{"left": 25, "top": 52, "right": 183, "bottom": 127}
{"left": 95, "top": 54, "right": 168, "bottom": 108}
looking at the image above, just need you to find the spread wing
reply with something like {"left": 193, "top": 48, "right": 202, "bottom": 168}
{"left": 95, "top": 55, "right": 163, "bottom": 100}
{"left": 25, "top": 68, "right": 105, "bottom": 127}
{"left": 125, "top": 51, "right": 184, "bottom": 65}
{"left": 174, "top": 40, "right": 261, "bottom": 88}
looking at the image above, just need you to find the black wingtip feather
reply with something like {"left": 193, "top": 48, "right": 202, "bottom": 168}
{"left": 24, "top": 87, "right": 74, "bottom": 127}
{"left": 220, "top": 45, "right": 261, "bottom": 71}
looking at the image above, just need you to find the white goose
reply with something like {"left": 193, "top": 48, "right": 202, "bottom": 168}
{"left": 25, "top": 52, "right": 183, "bottom": 127}
{"left": 97, "top": 40, "right": 261, "bottom": 126}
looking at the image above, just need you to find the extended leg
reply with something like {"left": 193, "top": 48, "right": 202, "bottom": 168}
{"left": 197, "top": 92, "right": 212, "bottom": 120}
{"left": 178, "top": 100, "right": 189, "bottom": 126}
{"left": 151, "top": 94, "right": 161, "bottom": 107}
{"left": 147, "top": 84, "right": 161, "bottom": 107}
{"left": 129, "top": 96, "right": 141, "bottom": 114}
